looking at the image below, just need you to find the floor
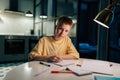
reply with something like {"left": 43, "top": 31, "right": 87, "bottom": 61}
{"left": 0, "top": 62, "right": 25, "bottom": 80}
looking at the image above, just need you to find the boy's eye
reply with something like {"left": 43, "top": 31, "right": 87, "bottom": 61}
{"left": 65, "top": 30, "right": 68, "bottom": 32}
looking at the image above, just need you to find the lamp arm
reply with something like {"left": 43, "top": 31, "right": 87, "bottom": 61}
{"left": 116, "top": 3, "right": 120, "bottom": 7}
{"left": 107, "top": 0, "right": 118, "bottom": 9}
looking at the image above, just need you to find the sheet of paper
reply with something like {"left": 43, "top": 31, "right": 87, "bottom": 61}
{"left": 53, "top": 60, "right": 75, "bottom": 66}
{"left": 81, "top": 59, "right": 113, "bottom": 75}
{"left": 67, "top": 65, "right": 92, "bottom": 76}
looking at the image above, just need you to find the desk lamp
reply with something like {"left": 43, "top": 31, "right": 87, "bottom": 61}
{"left": 93, "top": 0, "right": 118, "bottom": 60}
{"left": 93, "top": 0, "right": 118, "bottom": 28}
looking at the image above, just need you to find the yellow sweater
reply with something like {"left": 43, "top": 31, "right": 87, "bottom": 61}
{"left": 29, "top": 36, "right": 79, "bottom": 59}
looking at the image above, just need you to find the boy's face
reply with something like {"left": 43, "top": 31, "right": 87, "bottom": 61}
{"left": 54, "top": 23, "right": 72, "bottom": 40}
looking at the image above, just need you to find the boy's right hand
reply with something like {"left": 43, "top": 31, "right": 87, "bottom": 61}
{"left": 48, "top": 56, "right": 63, "bottom": 63}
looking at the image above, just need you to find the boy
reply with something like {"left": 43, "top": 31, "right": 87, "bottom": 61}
{"left": 29, "top": 16, "right": 79, "bottom": 62}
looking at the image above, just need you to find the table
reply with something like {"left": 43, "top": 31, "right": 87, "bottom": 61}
{"left": 3, "top": 58, "right": 120, "bottom": 80}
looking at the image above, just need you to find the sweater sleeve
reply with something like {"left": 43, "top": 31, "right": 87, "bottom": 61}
{"left": 67, "top": 37, "right": 80, "bottom": 59}
{"left": 29, "top": 37, "right": 44, "bottom": 60}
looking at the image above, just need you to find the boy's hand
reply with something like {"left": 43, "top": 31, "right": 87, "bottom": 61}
{"left": 49, "top": 56, "right": 62, "bottom": 62}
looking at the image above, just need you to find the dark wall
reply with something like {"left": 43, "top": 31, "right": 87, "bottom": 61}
{"left": 109, "top": 0, "right": 120, "bottom": 63}
{"left": 9, "top": 0, "right": 18, "bottom": 11}
{"left": 77, "top": 1, "right": 98, "bottom": 46}
{"left": 76, "top": 0, "right": 98, "bottom": 59}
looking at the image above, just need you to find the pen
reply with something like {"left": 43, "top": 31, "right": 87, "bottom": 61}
{"left": 39, "top": 61, "right": 51, "bottom": 67}
{"left": 49, "top": 47, "right": 62, "bottom": 62}
{"left": 51, "top": 70, "right": 73, "bottom": 73}
{"left": 49, "top": 47, "right": 56, "bottom": 56}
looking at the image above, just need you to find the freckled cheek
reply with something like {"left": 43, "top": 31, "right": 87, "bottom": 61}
{"left": 56, "top": 32, "right": 63, "bottom": 36}
{"left": 63, "top": 32, "right": 69, "bottom": 36}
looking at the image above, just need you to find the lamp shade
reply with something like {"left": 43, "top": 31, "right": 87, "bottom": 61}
{"left": 94, "top": 8, "right": 114, "bottom": 28}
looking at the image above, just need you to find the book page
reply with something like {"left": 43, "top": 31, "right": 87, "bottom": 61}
{"left": 67, "top": 65, "right": 92, "bottom": 76}
{"left": 81, "top": 59, "right": 113, "bottom": 75}
{"left": 53, "top": 60, "right": 76, "bottom": 66}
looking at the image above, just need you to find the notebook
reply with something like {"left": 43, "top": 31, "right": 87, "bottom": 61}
{"left": 53, "top": 60, "right": 75, "bottom": 66}
{"left": 93, "top": 76, "right": 120, "bottom": 80}
{"left": 67, "top": 65, "right": 92, "bottom": 76}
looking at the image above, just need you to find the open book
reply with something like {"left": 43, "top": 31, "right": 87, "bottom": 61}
{"left": 81, "top": 59, "right": 113, "bottom": 75}
{"left": 67, "top": 65, "right": 92, "bottom": 76}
